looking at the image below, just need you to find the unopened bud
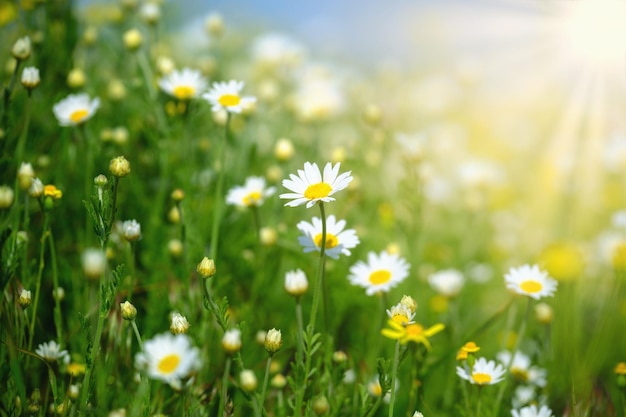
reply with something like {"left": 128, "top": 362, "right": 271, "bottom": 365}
{"left": 120, "top": 301, "right": 137, "bottom": 320}
{"left": 170, "top": 312, "right": 190, "bottom": 334}
{"left": 18, "top": 289, "right": 32, "bottom": 308}
{"left": 123, "top": 29, "right": 142, "bottom": 51}
{"left": 264, "top": 328, "right": 282, "bottom": 354}
{"left": 240, "top": 369, "right": 257, "bottom": 392}
{"left": 197, "top": 257, "right": 216, "bottom": 278}
{"left": 109, "top": 156, "right": 131, "bottom": 177}
{"left": 12, "top": 36, "right": 31, "bottom": 61}
{"left": 312, "top": 395, "right": 330, "bottom": 415}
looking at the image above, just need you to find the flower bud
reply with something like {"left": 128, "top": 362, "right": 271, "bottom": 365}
{"left": 21, "top": 67, "right": 40, "bottom": 90}
{"left": 122, "top": 219, "right": 141, "bottom": 242}
{"left": 239, "top": 369, "right": 257, "bottom": 392}
{"left": 120, "top": 301, "right": 137, "bottom": 320}
{"left": 28, "top": 178, "right": 43, "bottom": 197}
{"left": 53, "top": 287, "right": 65, "bottom": 301}
{"left": 94, "top": 174, "right": 108, "bottom": 187}
{"left": 312, "top": 395, "right": 330, "bottom": 415}
{"left": 109, "top": 156, "right": 131, "bottom": 177}
{"left": 140, "top": 3, "right": 160, "bottom": 25}
{"left": 197, "top": 257, "right": 216, "bottom": 278}
{"left": 123, "top": 29, "right": 142, "bottom": 51}
{"left": 170, "top": 312, "right": 190, "bottom": 334}
{"left": 264, "top": 328, "right": 282, "bottom": 354}
{"left": 285, "top": 269, "right": 308, "bottom": 297}
{"left": 12, "top": 36, "right": 31, "bottom": 61}
{"left": 82, "top": 248, "right": 107, "bottom": 279}
{"left": 271, "top": 373, "right": 287, "bottom": 389}
{"left": 168, "top": 206, "right": 181, "bottom": 224}
{"left": 43, "top": 185, "right": 62, "bottom": 200}
{"left": 171, "top": 188, "right": 185, "bottom": 201}
{"left": 534, "top": 302, "right": 553, "bottom": 324}
{"left": 274, "top": 138, "right": 294, "bottom": 161}
{"left": 400, "top": 295, "right": 417, "bottom": 313}
{"left": 205, "top": 13, "right": 224, "bottom": 37}
{"left": 168, "top": 239, "right": 183, "bottom": 258}
{"left": 0, "top": 185, "right": 15, "bottom": 209}
{"left": 260, "top": 227, "right": 277, "bottom": 246}
{"left": 222, "top": 328, "right": 241, "bottom": 354}
{"left": 67, "top": 68, "right": 86, "bottom": 88}
{"left": 332, "top": 351, "right": 347, "bottom": 363}
{"left": 17, "top": 162, "right": 35, "bottom": 190}
{"left": 18, "top": 289, "right": 32, "bottom": 308}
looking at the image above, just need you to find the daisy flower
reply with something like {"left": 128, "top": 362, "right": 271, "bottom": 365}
{"left": 158, "top": 68, "right": 207, "bottom": 100}
{"left": 202, "top": 80, "right": 256, "bottom": 113}
{"left": 385, "top": 302, "right": 415, "bottom": 325}
{"left": 381, "top": 320, "right": 444, "bottom": 349}
{"left": 497, "top": 350, "right": 547, "bottom": 387}
{"left": 504, "top": 264, "right": 558, "bottom": 300}
{"left": 35, "top": 340, "right": 70, "bottom": 364}
{"left": 280, "top": 162, "right": 353, "bottom": 208}
{"left": 135, "top": 332, "right": 201, "bottom": 389}
{"left": 349, "top": 251, "right": 410, "bottom": 296}
{"left": 296, "top": 214, "right": 359, "bottom": 259}
{"left": 456, "top": 357, "right": 506, "bottom": 385}
{"left": 428, "top": 268, "right": 465, "bottom": 297}
{"left": 511, "top": 404, "right": 555, "bottom": 417}
{"left": 52, "top": 93, "right": 100, "bottom": 126}
{"left": 225, "top": 176, "right": 276, "bottom": 208}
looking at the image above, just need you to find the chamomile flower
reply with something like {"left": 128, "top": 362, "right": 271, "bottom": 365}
{"left": 280, "top": 162, "right": 352, "bottom": 208}
{"left": 385, "top": 302, "right": 415, "bottom": 325}
{"left": 53, "top": 93, "right": 100, "bottom": 126}
{"left": 35, "top": 341, "right": 70, "bottom": 364}
{"left": 511, "top": 404, "right": 555, "bottom": 417}
{"left": 497, "top": 350, "right": 547, "bottom": 387}
{"left": 456, "top": 357, "right": 506, "bottom": 385}
{"left": 225, "top": 176, "right": 276, "bottom": 208}
{"left": 296, "top": 215, "right": 359, "bottom": 259}
{"left": 158, "top": 68, "right": 207, "bottom": 100}
{"left": 202, "top": 80, "right": 256, "bottom": 113}
{"left": 348, "top": 251, "right": 410, "bottom": 296}
{"left": 504, "top": 264, "right": 558, "bottom": 300}
{"left": 135, "top": 332, "right": 201, "bottom": 389}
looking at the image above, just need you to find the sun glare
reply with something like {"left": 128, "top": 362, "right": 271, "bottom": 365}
{"left": 554, "top": 1, "right": 626, "bottom": 69}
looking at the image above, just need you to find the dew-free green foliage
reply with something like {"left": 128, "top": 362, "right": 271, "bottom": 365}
{"left": 1, "top": 2, "right": 626, "bottom": 417}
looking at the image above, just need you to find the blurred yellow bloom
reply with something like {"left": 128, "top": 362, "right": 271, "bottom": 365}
{"left": 44, "top": 185, "right": 63, "bottom": 199}
{"left": 381, "top": 320, "right": 444, "bottom": 349}
{"left": 538, "top": 242, "right": 584, "bottom": 282}
{"left": 67, "top": 362, "right": 86, "bottom": 376}
{"left": 456, "top": 341, "right": 480, "bottom": 360}
{"left": 0, "top": 2, "right": 18, "bottom": 27}
{"left": 615, "top": 362, "right": 626, "bottom": 375}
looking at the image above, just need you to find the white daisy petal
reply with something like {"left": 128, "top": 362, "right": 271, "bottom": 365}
{"left": 280, "top": 161, "right": 352, "bottom": 208}
{"left": 348, "top": 251, "right": 410, "bottom": 296}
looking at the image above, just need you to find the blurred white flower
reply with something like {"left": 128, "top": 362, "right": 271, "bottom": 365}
{"left": 53, "top": 93, "right": 100, "bottom": 126}
{"left": 296, "top": 215, "right": 359, "bottom": 259}
{"left": 158, "top": 68, "right": 207, "bottom": 100}
{"left": 203, "top": 80, "right": 256, "bottom": 114}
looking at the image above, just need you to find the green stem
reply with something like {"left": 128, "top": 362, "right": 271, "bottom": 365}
{"left": 218, "top": 356, "right": 232, "bottom": 417}
{"left": 131, "top": 320, "right": 143, "bottom": 350}
{"left": 208, "top": 114, "right": 230, "bottom": 291}
{"left": 48, "top": 229, "right": 63, "bottom": 348}
{"left": 295, "top": 299, "right": 304, "bottom": 365}
{"left": 15, "top": 92, "right": 30, "bottom": 167}
{"left": 475, "top": 386, "right": 483, "bottom": 417}
{"left": 1, "top": 58, "right": 22, "bottom": 130}
{"left": 388, "top": 341, "right": 401, "bottom": 417}
{"left": 492, "top": 298, "right": 531, "bottom": 417}
{"left": 78, "top": 306, "right": 107, "bottom": 416}
{"left": 259, "top": 355, "right": 273, "bottom": 416}
{"left": 308, "top": 202, "right": 327, "bottom": 331}
{"left": 27, "top": 210, "right": 49, "bottom": 352}
{"left": 136, "top": 49, "right": 157, "bottom": 100}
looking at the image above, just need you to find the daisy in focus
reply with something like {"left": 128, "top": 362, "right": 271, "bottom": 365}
{"left": 226, "top": 176, "right": 276, "bottom": 208}
{"left": 504, "top": 264, "right": 558, "bottom": 300}
{"left": 158, "top": 67, "right": 208, "bottom": 100}
{"left": 135, "top": 332, "right": 201, "bottom": 389}
{"left": 296, "top": 214, "right": 359, "bottom": 259}
{"left": 348, "top": 251, "right": 409, "bottom": 296}
{"left": 511, "top": 404, "right": 555, "bottom": 417}
{"left": 52, "top": 93, "right": 100, "bottom": 126}
{"left": 456, "top": 357, "right": 506, "bottom": 386}
{"left": 202, "top": 80, "right": 256, "bottom": 113}
{"left": 280, "top": 162, "right": 352, "bottom": 208}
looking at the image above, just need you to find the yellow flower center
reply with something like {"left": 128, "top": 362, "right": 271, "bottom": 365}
{"left": 391, "top": 314, "right": 410, "bottom": 325}
{"left": 173, "top": 85, "right": 196, "bottom": 100}
{"left": 304, "top": 182, "right": 332, "bottom": 200}
{"left": 69, "top": 109, "right": 89, "bottom": 123}
{"left": 157, "top": 354, "right": 181, "bottom": 374}
{"left": 313, "top": 232, "right": 339, "bottom": 249}
{"left": 520, "top": 280, "right": 543, "bottom": 293}
{"left": 472, "top": 373, "right": 492, "bottom": 385}
{"left": 242, "top": 191, "right": 262, "bottom": 206}
{"left": 218, "top": 94, "right": 241, "bottom": 107}
{"left": 369, "top": 269, "right": 392, "bottom": 285}
{"left": 405, "top": 323, "right": 424, "bottom": 337}
{"left": 511, "top": 367, "right": 529, "bottom": 382}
